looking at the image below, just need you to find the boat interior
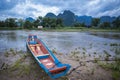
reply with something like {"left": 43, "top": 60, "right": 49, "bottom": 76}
{"left": 28, "top": 36, "right": 67, "bottom": 74}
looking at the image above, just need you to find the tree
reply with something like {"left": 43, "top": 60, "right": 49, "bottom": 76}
{"left": 112, "top": 17, "right": 120, "bottom": 29}
{"left": 56, "top": 18, "right": 63, "bottom": 27}
{"left": 24, "top": 20, "right": 33, "bottom": 29}
{"left": 99, "top": 22, "right": 111, "bottom": 29}
{"left": 0, "top": 21, "right": 5, "bottom": 27}
{"left": 5, "top": 18, "right": 17, "bottom": 27}
{"left": 92, "top": 18, "right": 100, "bottom": 27}
{"left": 34, "top": 16, "right": 43, "bottom": 28}
{"left": 50, "top": 18, "right": 56, "bottom": 28}
{"left": 17, "top": 19, "right": 24, "bottom": 28}
{"left": 74, "top": 23, "right": 81, "bottom": 27}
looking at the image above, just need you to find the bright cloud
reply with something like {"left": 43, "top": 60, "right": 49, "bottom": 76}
{"left": 0, "top": 0, "right": 120, "bottom": 20}
{"left": 9, "top": 0, "right": 59, "bottom": 18}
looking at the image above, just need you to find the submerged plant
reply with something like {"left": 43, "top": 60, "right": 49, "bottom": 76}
{"left": 94, "top": 52, "right": 96, "bottom": 55}
{"left": 110, "top": 43, "right": 118, "bottom": 46}
{"left": 104, "top": 43, "right": 107, "bottom": 45}
{"left": 115, "top": 48, "right": 120, "bottom": 55}
{"left": 91, "top": 68, "right": 95, "bottom": 75}
{"left": 52, "top": 49, "right": 57, "bottom": 54}
{"left": 82, "top": 48, "right": 86, "bottom": 52}
{"left": 4, "top": 51, "right": 9, "bottom": 57}
{"left": 89, "top": 54, "right": 91, "bottom": 57}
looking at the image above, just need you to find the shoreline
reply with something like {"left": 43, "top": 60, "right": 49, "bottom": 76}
{"left": 0, "top": 49, "right": 120, "bottom": 80}
{"left": 0, "top": 27, "right": 120, "bottom": 32}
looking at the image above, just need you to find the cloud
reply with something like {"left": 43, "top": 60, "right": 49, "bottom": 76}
{"left": 0, "top": 0, "right": 60, "bottom": 20}
{"left": 84, "top": 0, "right": 120, "bottom": 17}
{"left": 0, "top": 0, "right": 120, "bottom": 20}
{"left": 0, "top": 0, "right": 20, "bottom": 11}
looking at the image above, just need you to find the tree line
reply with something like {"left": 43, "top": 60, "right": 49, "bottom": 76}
{"left": 0, "top": 16, "right": 63, "bottom": 29}
{"left": 74, "top": 16, "right": 120, "bottom": 29}
{"left": 91, "top": 17, "right": 120, "bottom": 29}
{"left": 0, "top": 16, "right": 120, "bottom": 29}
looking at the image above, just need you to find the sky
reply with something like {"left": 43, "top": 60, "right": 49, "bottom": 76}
{"left": 0, "top": 0, "right": 120, "bottom": 20}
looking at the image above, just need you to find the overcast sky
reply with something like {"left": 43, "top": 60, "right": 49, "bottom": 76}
{"left": 0, "top": 0, "right": 120, "bottom": 20}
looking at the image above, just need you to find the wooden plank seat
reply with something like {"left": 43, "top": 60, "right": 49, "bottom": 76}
{"left": 29, "top": 44, "right": 49, "bottom": 56}
{"left": 36, "top": 54, "right": 49, "bottom": 57}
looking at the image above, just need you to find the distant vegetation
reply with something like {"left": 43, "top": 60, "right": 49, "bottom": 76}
{"left": 0, "top": 10, "right": 120, "bottom": 30}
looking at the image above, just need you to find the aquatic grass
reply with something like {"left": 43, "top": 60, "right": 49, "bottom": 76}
{"left": 71, "top": 50, "right": 80, "bottom": 57}
{"left": 18, "top": 50, "right": 24, "bottom": 54}
{"left": 59, "top": 76, "right": 69, "bottom": 80}
{"left": 104, "top": 50, "right": 111, "bottom": 56}
{"left": 10, "top": 48, "right": 14, "bottom": 52}
{"left": 82, "top": 47, "right": 86, "bottom": 52}
{"left": 82, "top": 52, "right": 85, "bottom": 54}
{"left": 112, "top": 71, "right": 120, "bottom": 80}
{"left": 10, "top": 59, "right": 21, "bottom": 71}
{"left": 103, "top": 50, "right": 108, "bottom": 54}
{"left": 91, "top": 68, "right": 95, "bottom": 75}
{"left": 94, "top": 58, "right": 99, "bottom": 63}
{"left": 8, "top": 48, "right": 17, "bottom": 55}
{"left": 99, "top": 55, "right": 102, "bottom": 58}
{"left": 21, "top": 54, "right": 28, "bottom": 60}
{"left": 89, "top": 43, "right": 93, "bottom": 49}
{"left": 0, "top": 63, "right": 8, "bottom": 70}
{"left": 103, "top": 50, "right": 111, "bottom": 61}
{"left": 12, "top": 51, "right": 16, "bottom": 55}
{"left": 104, "top": 43, "right": 108, "bottom": 45}
{"left": 15, "top": 64, "right": 31, "bottom": 77}
{"left": 52, "top": 49, "right": 57, "bottom": 54}
{"left": 89, "top": 54, "right": 91, "bottom": 57}
{"left": 75, "top": 48, "right": 77, "bottom": 50}
{"left": 10, "top": 53, "right": 28, "bottom": 71}
{"left": 21, "top": 65, "right": 31, "bottom": 75}
{"left": 98, "top": 57, "right": 120, "bottom": 72}
{"left": 4, "top": 51, "right": 9, "bottom": 57}
{"left": 110, "top": 43, "right": 119, "bottom": 46}
{"left": 94, "top": 52, "right": 96, "bottom": 55}
{"left": 115, "top": 48, "right": 120, "bottom": 55}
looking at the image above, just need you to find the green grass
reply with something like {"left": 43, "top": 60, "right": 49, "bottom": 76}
{"left": 10, "top": 48, "right": 16, "bottom": 55}
{"left": 48, "top": 27, "right": 120, "bottom": 32}
{"left": 0, "top": 27, "right": 23, "bottom": 30}
{"left": 112, "top": 71, "right": 120, "bottom": 80}
{"left": 97, "top": 58, "right": 120, "bottom": 80}
{"left": 1, "top": 26, "right": 120, "bottom": 32}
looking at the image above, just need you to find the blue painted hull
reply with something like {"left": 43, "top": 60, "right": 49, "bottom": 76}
{"left": 26, "top": 35, "right": 71, "bottom": 79}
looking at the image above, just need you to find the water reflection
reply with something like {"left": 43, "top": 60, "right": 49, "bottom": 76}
{"left": 89, "top": 32, "right": 120, "bottom": 40}
{"left": 0, "top": 30, "right": 120, "bottom": 56}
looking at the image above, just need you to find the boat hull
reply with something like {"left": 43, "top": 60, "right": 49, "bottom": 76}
{"left": 26, "top": 35, "right": 71, "bottom": 79}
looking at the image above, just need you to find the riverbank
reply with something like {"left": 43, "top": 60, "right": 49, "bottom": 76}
{"left": 0, "top": 27, "right": 120, "bottom": 32}
{"left": 43, "top": 27, "right": 120, "bottom": 32}
{"left": 0, "top": 49, "right": 68, "bottom": 80}
{"left": 0, "top": 49, "right": 120, "bottom": 80}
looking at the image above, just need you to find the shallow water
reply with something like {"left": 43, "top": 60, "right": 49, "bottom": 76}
{"left": 0, "top": 30, "right": 120, "bottom": 56}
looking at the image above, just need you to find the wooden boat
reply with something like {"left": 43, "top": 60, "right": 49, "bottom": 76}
{"left": 26, "top": 35, "right": 71, "bottom": 79}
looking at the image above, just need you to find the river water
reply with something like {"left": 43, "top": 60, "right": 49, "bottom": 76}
{"left": 0, "top": 30, "right": 120, "bottom": 56}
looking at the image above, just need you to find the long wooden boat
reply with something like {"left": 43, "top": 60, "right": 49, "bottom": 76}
{"left": 26, "top": 35, "right": 71, "bottom": 79}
